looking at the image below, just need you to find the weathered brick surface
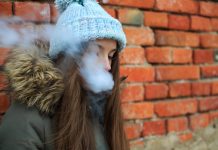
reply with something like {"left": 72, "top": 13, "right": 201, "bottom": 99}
{"left": 155, "top": 30, "right": 200, "bottom": 47}
{"left": 0, "top": 2, "right": 12, "bottom": 16}
{"left": 14, "top": 2, "right": 50, "bottom": 22}
{"left": 0, "top": 0, "right": 218, "bottom": 149}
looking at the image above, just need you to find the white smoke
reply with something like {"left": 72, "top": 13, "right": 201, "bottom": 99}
{"left": 0, "top": 18, "right": 20, "bottom": 47}
{"left": 0, "top": 17, "right": 54, "bottom": 48}
{"left": 0, "top": 17, "right": 115, "bottom": 93}
{"left": 79, "top": 42, "right": 114, "bottom": 93}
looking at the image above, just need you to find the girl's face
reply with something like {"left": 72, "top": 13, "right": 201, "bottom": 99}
{"left": 80, "top": 39, "right": 117, "bottom": 92}
{"left": 84, "top": 39, "right": 117, "bottom": 71}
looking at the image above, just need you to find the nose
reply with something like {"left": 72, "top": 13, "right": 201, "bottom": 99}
{"left": 103, "top": 57, "right": 111, "bottom": 71}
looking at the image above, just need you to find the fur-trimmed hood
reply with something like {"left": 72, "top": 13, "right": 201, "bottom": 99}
{"left": 4, "top": 46, "right": 64, "bottom": 115}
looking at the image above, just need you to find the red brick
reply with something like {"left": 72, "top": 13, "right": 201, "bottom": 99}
{"left": 179, "top": 132, "right": 193, "bottom": 142}
{"left": 120, "top": 66, "right": 155, "bottom": 82}
{"left": 169, "top": 14, "right": 190, "bottom": 30}
{"left": 156, "top": 0, "right": 199, "bottom": 14}
{"left": 154, "top": 99, "right": 197, "bottom": 117}
{"left": 120, "top": 84, "right": 144, "bottom": 102}
{"left": 143, "top": 120, "right": 166, "bottom": 136}
{"left": 0, "top": 94, "right": 10, "bottom": 114}
{"left": 201, "top": 65, "right": 218, "bottom": 78}
{"left": 212, "top": 82, "right": 218, "bottom": 95}
{"left": 104, "top": 0, "right": 155, "bottom": 9}
{"left": 167, "top": 117, "right": 188, "bottom": 132}
{"left": 103, "top": 6, "right": 116, "bottom": 18}
{"left": 122, "top": 102, "right": 153, "bottom": 119}
{"left": 124, "top": 27, "right": 155, "bottom": 46}
{"left": 190, "top": 114, "right": 210, "bottom": 130}
{"left": 191, "top": 16, "right": 212, "bottom": 31}
{"left": 118, "top": 8, "right": 143, "bottom": 25}
{"left": 191, "top": 82, "right": 211, "bottom": 96}
{"left": 209, "top": 111, "right": 218, "bottom": 122}
{"left": 155, "top": 30, "right": 199, "bottom": 47}
{"left": 15, "top": 2, "right": 50, "bottom": 22}
{"left": 194, "top": 49, "right": 214, "bottom": 64}
{"left": 200, "top": 34, "right": 218, "bottom": 48}
{"left": 172, "top": 48, "right": 192, "bottom": 64}
{"left": 211, "top": 18, "right": 218, "bottom": 31}
{"left": 144, "top": 83, "right": 168, "bottom": 100}
{"left": 200, "top": 1, "right": 218, "bottom": 17}
{"left": 0, "top": 48, "right": 10, "bottom": 66}
{"left": 199, "top": 97, "right": 218, "bottom": 112}
{"left": 0, "top": 2, "right": 12, "bottom": 16}
{"left": 156, "top": 66, "right": 200, "bottom": 81}
{"left": 120, "top": 47, "right": 145, "bottom": 64}
{"left": 169, "top": 82, "right": 191, "bottom": 98}
{"left": 50, "top": 4, "right": 59, "bottom": 23}
{"left": 124, "top": 123, "right": 142, "bottom": 140}
{"left": 144, "top": 11, "right": 168, "bottom": 28}
{"left": 145, "top": 47, "right": 171, "bottom": 64}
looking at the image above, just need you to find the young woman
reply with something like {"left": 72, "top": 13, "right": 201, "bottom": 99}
{"left": 0, "top": 0, "right": 129, "bottom": 150}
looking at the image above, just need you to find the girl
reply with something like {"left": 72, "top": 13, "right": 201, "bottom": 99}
{"left": 0, "top": 0, "right": 129, "bottom": 150}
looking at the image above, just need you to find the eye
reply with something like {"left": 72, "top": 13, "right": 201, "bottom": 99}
{"left": 108, "top": 53, "right": 116, "bottom": 60}
{"left": 108, "top": 55, "right": 113, "bottom": 60}
{"left": 108, "top": 49, "right": 117, "bottom": 60}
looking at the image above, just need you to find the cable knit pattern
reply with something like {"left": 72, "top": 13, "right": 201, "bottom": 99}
{"left": 49, "top": 0, "right": 126, "bottom": 58}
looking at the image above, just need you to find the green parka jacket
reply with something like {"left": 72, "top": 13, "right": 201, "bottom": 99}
{"left": 0, "top": 46, "right": 109, "bottom": 150}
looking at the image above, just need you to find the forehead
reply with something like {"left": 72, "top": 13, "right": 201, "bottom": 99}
{"left": 95, "top": 39, "right": 117, "bottom": 50}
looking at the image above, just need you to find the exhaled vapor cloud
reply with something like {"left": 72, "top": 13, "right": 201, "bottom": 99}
{"left": 0, "top": 17, "right": 114, "bottom": 93}
{"left": 0, "top": 17, "right": 54, "bottom": 48}
{"left": 79, "top": 42, "right": 114, "bottom": 93}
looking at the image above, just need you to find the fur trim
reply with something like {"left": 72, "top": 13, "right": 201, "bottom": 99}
{"left": 4, "top": 46, "right": 64, "bottom": 114}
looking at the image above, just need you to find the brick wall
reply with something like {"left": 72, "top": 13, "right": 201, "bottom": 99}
{"left": 1, "top": 0, "right": 218, "bottom": 149}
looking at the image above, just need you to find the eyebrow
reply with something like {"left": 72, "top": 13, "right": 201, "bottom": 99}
{"left": 95, "top": 43, "right": 104, "bottom": 50}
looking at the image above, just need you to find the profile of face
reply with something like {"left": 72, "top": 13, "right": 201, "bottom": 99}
{"left": 82, "top": 39, "right": 117, "bottom": 72}
{"left": 80, "top": 39, "right": 117, "bottom": 93}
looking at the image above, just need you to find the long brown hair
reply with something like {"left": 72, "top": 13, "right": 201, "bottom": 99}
{"left": 52, "top": 45, "right": 129, "bottom": 150}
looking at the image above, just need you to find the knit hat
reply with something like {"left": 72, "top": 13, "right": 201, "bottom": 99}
{"left": 49, "top": 0, "right": 126, "bottom": 58}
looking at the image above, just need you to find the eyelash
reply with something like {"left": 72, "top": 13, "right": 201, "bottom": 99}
{"left": 108, "top": 54, "right": 116, "bottom": 60}
{"left": 108, "top": 56, "right": 113, "bottom": 59}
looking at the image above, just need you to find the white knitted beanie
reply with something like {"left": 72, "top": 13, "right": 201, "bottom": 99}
{"left": 49, "top": 0, "right": 126, "bottom": 58}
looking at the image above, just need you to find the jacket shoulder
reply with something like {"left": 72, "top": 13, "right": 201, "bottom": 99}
{"left": 0, "top": 101, "right": 50, "bottom": 150}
